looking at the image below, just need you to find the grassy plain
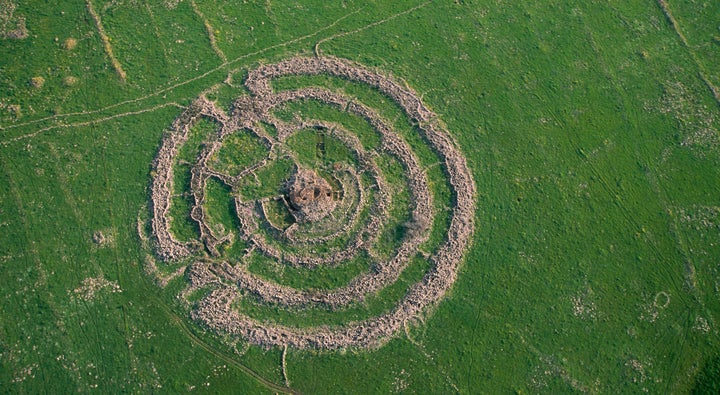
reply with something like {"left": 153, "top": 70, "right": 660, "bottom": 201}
{"left": 1, "top": 0, "right": 719, "bottom": 393}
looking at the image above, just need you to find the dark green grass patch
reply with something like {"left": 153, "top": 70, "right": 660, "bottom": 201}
{"left": 236, "top": 157, "right": 294, "bottom": 201}
{"left": 168, "top": 117, "right": 216, "bottom": 241}
{"left": 272, "top": 97, "right": 382, "bottom": 150}
{"left": 209, "top": 129, "right": 269, "bottom": 177}
{"left": 245, "top": 250, "right": 373, "bottom": 291}
{"left": 285, "top": 128, "right": 357, "bottom": 168}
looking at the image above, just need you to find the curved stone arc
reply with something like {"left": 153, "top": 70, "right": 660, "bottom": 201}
{"left": 150, "top": 97, "right": 222, "bottom": 260}
{"left": 234, "top": 199, "right": 365, "bottom": 268}
{"left": 216, "top": 239, "right": 425, "bottom": 309}
{"left": 193, "top": 285, "right": 416, "bottom": 349}
{"left": 260, "top": 87, "right": 434, "bottom": 239}
{"left": 257, "top": 200, "right": 287, "bottom": 235}
{"left": 242, "top": 120, "right": 385, "bottom": 251}
{"left": 245, "top": 88, "right": 433, "bottom": 263}
{"left": 245, "top": 57, "right": 435, "bottom": 122}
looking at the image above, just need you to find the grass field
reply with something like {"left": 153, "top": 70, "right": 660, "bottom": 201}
{"left": 1, "top": 0, "right": 719, "bottom": 393}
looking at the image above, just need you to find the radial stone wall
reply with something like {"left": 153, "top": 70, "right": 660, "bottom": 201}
{"left": 149, "top": 56, "right": 476, "bottom": 349}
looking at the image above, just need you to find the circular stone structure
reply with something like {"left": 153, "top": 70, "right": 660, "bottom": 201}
{"left": 148, "top": 56, "right": 477, "bottom": 350}
{"left": 286, "top": 168, "right": 336, "bottom": 223}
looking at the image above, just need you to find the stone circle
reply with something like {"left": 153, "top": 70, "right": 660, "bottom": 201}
{"left": 148, "top": 56, "right": 476, "bottom": 349}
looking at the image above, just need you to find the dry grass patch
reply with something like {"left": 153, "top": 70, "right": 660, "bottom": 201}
{"left": 63, "top": 76, "right": 78, "bottom": 87}
{"left": 63, "top": 37, "right": 78, "bottom": 50}
{"left": 92, "top": 230, "right": 115, "bottom": 247}
{"left": 6, "top": 103, "right": 21, "bottom": 119}
{"left": 30, "top": 76, "right": 45, "bottom": 88}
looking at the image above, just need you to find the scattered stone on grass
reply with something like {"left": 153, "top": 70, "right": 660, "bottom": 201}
{"left": 62, "top": 76, "right": 78, "bottom": 87}
{"left": 71, "top": 276, "right": 121, "bottom": 301}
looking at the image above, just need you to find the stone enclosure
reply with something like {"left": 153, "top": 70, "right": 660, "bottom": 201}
{"left": 149, "top": 56, "right": 476, "bottom": 349}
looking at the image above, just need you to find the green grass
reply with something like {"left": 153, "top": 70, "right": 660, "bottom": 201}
{"left": 246, "top": 250, "right": 373, "bottom": 291}
{"left": 273, "top": 98, "right": 382, "bottom": 150}
{"left": 1, "top": 0, "right": 719, "bottom": 393}
{"left": 285, "top": 128, "right": 357, "bottom": 168}
{"left": 237, "top": 157, "right": 294, "bottom": 201}
{"left": 372, "top": 154, "right": 412, "bottom": 258}
{"left": 168, "top": 117, "right": 214, "bottom": 242}
{"left": 204, "top": 177, "right": 237, "bottom": 238}
{"left": 262, "top": 198, "right": 294, "bottom": 229}
{"left": 209, "top": 130, "right": 269, "bottom": 177}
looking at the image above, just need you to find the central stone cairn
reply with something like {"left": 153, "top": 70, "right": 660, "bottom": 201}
{"left": 285, "top": 169, "right": 336, "bottom": 223}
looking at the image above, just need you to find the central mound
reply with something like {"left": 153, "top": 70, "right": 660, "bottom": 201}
{"left": 286, "top": 169, "right": 336, "bottom": 223}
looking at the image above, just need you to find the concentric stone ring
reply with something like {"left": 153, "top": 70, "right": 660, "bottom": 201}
{"left": 149, "top": 56, "right": 476, "bottom": 349}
